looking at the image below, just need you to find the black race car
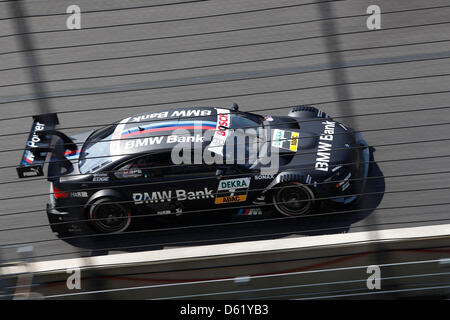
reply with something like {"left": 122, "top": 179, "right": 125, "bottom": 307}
{"left": 17, "top": 104, "right": 370, "bottom": 234}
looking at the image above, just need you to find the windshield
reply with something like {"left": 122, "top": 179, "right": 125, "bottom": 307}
{"left": 222, "top": 113, "right": 267, "bottom": 167}
{"left": 78, "top": 125, "right": 116, "bottom": 174}
{"left": 230, "top": 112, "right": 264, "bottom": 129}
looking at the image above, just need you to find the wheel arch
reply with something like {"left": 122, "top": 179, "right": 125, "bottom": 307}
{"left": 268, "top": 175, "right": 319, "bottom": 216}
{"left": 85, "top": 189, "right": 133, "bottom": 234}
{"left": 262, "top": 172, "right": 305, "bottom": 201}
{"left": 85, "top": 189, "right": 126, "bottom": 209}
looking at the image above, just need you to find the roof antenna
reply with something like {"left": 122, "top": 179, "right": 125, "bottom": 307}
{"left": 232, "top": 103, "right": 239, "bottom": 111}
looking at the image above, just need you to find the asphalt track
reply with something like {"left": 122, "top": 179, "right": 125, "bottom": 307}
{"left": 0, "top": 0, "right": 449, "bottom": 263}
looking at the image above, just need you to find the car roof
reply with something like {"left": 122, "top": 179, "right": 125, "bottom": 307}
{"left": 108, "top": 106, "right": 228, "bottom": 159}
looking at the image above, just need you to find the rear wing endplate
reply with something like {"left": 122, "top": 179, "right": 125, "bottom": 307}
{"left": 16, "top": 113, "right": 60, "bottom": 178}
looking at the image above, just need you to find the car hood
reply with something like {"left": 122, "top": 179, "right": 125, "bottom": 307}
{"left": 267, "top": 116, "right": 357, "bottom": 174}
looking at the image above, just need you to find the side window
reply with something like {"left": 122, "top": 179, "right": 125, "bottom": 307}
{"left": 114, "top": 152, "right": 171, "bottom": 179}
{"left": 114, "top": 153, "right": 241, "bottom": 180}
{"left": 223, "top": 165, "right": 243, "bottom": 175}
{"left": 168, "top": 164, "right": 217, "bottom": 178}
{"left": 230, "top": 115, "right": 257, "bottom": 129}
{"left": 114, "top": 162, "right": 143, "bottom": 179}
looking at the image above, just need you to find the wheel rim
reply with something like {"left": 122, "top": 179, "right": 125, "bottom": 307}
{"left": 91, "top": 202, "right": 130, "bottom": 233}
{"left": 274, "top": 184, "right": 315, "bottom": 216}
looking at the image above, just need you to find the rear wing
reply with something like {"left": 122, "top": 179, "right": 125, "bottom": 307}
{"left": 16, "top": 113, "right": 76, "bottom": 178}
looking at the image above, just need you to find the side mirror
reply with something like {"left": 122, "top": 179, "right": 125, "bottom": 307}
{"left": 232, "top": 103, "right": 239, "bottom": 111}
{"left": 216, "top": 169, "right": 223, "bottom": 179}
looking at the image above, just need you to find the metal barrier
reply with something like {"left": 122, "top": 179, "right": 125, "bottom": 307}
{"left": 1, "top": 224, "right": 449, "bottom": 299}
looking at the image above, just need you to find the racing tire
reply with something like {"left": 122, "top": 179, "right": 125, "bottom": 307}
{"left": 272, "top": 182, "right": 317, "bottom": 217}
{"left": 88, "top": 197, "right": 132, "bottom": 234}
{"left": 288, "top": 105, "right": 327, "bottom": 119}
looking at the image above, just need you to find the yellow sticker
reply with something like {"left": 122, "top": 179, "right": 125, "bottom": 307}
{"left": 290, "top": 132, "right": 299, "bottom": 151}
{"left": 215, "top": 195, "right": 247, "bottom": 204}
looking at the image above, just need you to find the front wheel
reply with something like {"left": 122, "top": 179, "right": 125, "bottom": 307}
{"left": 272, "top": 183, "right": 317, "bottom": 216}
{"left": 88, "top": 197, "right": 132, "bottom": 234}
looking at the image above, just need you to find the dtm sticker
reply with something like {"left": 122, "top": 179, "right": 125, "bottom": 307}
{"left": 21, "top": 121, "right": 47, "bottom": 166}
{"left": 215, "top": 177, "right": 250, "bottom": 204}
{"left": 130, "top": 109, "right": 212, "bottom": 123}
{"left": 124, "top": 134, "right": 204, "bottom": 149}
{"left": 166, "top": 134, "right": 204, "bottom": 144}
{"left": 22, "top": 150, "right": 35, "bottom": 165}
{"left": 315, "top": 121, "right": 335, "bottom": 172}
{"left": 26, "top": 121, "right": 45, "bottom": 148}
{"left": 64, "top": 149, "right": 81, "bottom": 160}
{"left": 71, "top": 191, "right": 88, "bottom": 198}
{"left": 238, "top": 208, "right": 262, "bottom": 216}
{"left": 124, "top": 136, "right": 164, "bottom": 149}
{"left": 272, "top": 129, "right": 299, "bottom": 152}
{"left": 157, "top": 207, "right": 182, "bottom": 215}
{"left": 115, "top": 168, "right": 142, "bottom": 179}
{"left": 22, "top": 167, "right": 42, "bottom": 177}
{"left": 156, "top": 209, "right": 171, "bottom": 215}
{"left": 133, "top": 188, "right": 214, "bottom": 204}
{"left": 337, "top": 172, "right": 351, "bottom": 191}
{"left": 290, "top": 131, "right": 299, "bottom": 151}
{"left": 208, "top": 108, "right": 230, "bottom": 156}
{"left": 92, "top": 173, "right": 109, "bottom": 182}
{"left": 170, "top": 109, "right": 212, "bottom": 118}
{"left": 272, "top": 129, "right": 283, "bottom": 148}
{"left": 131, "top": 111, "right": 169, "bottom": 123}
{"left": 254, "top": 174, "right": 274, "bottom": 180}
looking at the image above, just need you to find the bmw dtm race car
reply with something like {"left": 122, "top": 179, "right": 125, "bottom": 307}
{"left": 16, "top": 104, "right": 370, "bottom": 234}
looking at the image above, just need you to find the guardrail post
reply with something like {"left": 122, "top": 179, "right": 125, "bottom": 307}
{"left": 439, "top": 258, "right": 450, "bottom": 299}
{"left": 13, "top": 246, "right": 42, "bottom": 299}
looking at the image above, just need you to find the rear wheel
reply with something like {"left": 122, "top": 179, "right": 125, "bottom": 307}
{"left": 89, "top": 197, "right": 132, "bottom": 234}
{"left": 272, "top": 183, "right": 317, "bottom": 216}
